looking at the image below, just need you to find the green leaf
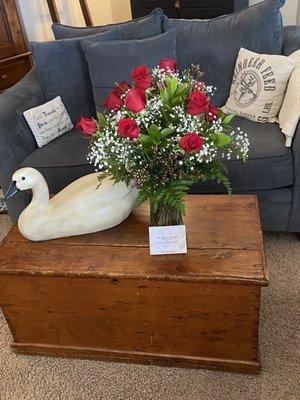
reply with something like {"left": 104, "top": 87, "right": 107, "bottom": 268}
{"left": 175, "top": 83, "right": 189, "bottom": 97}
{"left": 148, "top": 124, "right": 161, "bottom": 145}
{"left": 217, "top": 109, "right": 225, "bottom": 119}
{"left": 169, "top": 78, "right": 178, "bottom": 94}
{"left": 212, "top": 133, "right": 232, "bottom": 147}
{"left": 148, "top": 124, "right": 160, "bottom": 136}
{"left": 97, "top": 112, "right": 107, "bottom": 127}
{"left": 160, "top": 90, "right": 170, "bottom": 103}
{"left": 139, "top": 134, "right": 153, "bottom": 144}
{"left": 223, "top": 114, "right": 235, "bottom": 125}
{"left": 161, "top": 128, "right": 174, "bottom": 138}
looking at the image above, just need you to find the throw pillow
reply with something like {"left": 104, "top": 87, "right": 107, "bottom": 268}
{"left": 81, "top": 30, "right": 176, "bottom": 112}
{"left": 163, "top": 0, "right": 285, "bottom": 107}
{"left": 222, "top": 48, "right": 294, "bottom": 123}
{"left": 278, "top": 50, "right": 300, "bottom": 146}
{"left": 23, "top": 96, "right": 73, "bottom": 148}
{"left": 52, "top": 8, "right": 163, "bottom": 40}
{"left": 30, "top": 28, "right": 122, "bottom": 124}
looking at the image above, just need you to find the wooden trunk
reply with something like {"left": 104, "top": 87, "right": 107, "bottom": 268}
{"left": 0, "top": 195, "right": 268, "bottom": 373}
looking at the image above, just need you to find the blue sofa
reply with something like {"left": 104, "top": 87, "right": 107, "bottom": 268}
{"left": 0, "top": 1, "right": 300, "bottom": 232}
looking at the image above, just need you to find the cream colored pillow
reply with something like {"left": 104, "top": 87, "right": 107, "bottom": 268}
{"left": 23, "top": 96, "right": 73, "bottom": 148}
{"left": 278, "top": 50, "right": 300, "bottom": 147}
{"left": 222, "top": 48, "right": 294, "bottom": 123}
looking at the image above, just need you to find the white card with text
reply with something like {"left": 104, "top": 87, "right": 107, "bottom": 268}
{"left": 149, "top": 225, "right": 187, "bottom": 255}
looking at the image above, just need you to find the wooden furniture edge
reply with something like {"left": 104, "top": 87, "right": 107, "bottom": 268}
{"left": 254, "top": 196, "right": 269, "bottom": 285}
{"left": 11, "top": 342, "right": 261, "bottom": 374}
{"left": 0, "top": 265, "right": 270, "bottom": 286}
{"left": 0, "top": 52, "right": 32, "bottom": 64}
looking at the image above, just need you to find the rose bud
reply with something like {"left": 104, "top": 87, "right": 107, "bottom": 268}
{"left": 187, "top": 92, "right": 209, "bottom": 116}
{"left": 179, "top": 132, "right": 204, "bottom": 152}
{"left": 117, "top": 118, "right": 140, "bottom": 140}
{"left": 132, "top": 65, "right": 152, "bottom": 91}
{"left": 113, "top": 81, "right": 131, "bottom": 97}
{"left": 206, "top": 104, "right": 218, "bottom": 123}
{"left": 159, "top": 58, "right": 177, "bottom": 72}
{"left": 124, "top": 88, "right": 147, "bottom": 113}
{"left": 76, "top": 117, "right": 97, "bottom": 136}
{"left": 104, "top": 90, "right": 123, "bottom": 111}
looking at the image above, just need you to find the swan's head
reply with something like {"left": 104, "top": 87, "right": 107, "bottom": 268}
{"left": 4, "top": 168, "right": 45, "bottom": 200}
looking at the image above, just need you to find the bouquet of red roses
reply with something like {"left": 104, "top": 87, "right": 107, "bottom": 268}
{"left": 77, "top": 58, "right": 249, "bottom": 226}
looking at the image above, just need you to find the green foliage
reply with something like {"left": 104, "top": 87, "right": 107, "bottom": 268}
{"left": 160, "top": 79, "right": 189, "bottom": 110}
{"left": 96, "top": 112, "right": 107, "bottom": 129}
{"left": 139, "top": 124, "right": 175, "bottom": 151}
{"left": 136, "top": 179, "right": 196, "bottom": 215}
{"left": 211, "top": 133, "right": 232, "bottom": 147}
{"left": 223, "top": 114, "right": 235, "bottom": 125}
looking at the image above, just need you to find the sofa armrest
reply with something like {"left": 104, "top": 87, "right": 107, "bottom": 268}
{"left": 283, "top": 26, "right": 300, "bottom": 56}
{"left": 0, "top": 68, "right": 45, "bottom": 221}
{"left": 288, "top": 121, "right": 300, "bottom": 231}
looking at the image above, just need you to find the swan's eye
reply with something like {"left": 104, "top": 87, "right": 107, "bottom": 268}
{"left": 21, "top": 177, "right": 25, "bottom": 181}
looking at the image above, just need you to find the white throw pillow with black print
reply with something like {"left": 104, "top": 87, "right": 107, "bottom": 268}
{"left": 222, "top": 48, "right": 294, "bottom": 123}
{"left": 23, "top": 96, "right": 73, "bottom": 147}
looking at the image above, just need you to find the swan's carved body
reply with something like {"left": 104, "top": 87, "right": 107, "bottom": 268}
{"left": 6, "top": 168, "right": 138, "bottom": 241}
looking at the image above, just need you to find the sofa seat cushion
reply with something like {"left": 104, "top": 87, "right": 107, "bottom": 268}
{"left": 20, "top": 128, "right": 94, "bottom": 193}
{"left": 20, "top": 119, "right": 293, "bottom": 196}
{"left": 190, "top": 117, "right": 293, "bottom": 193}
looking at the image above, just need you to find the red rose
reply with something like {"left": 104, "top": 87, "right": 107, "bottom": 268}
{"left": 159, "top": 58, "right": 177, "bottom": 72}
{"left": 187, "top": 92, "right": 209, "bottom": 116}
{"left": 104, "top": 90, "right": 123, "bottom": 111}
{"left": 76, "top": 117, "right": 97, "bottom": 136}
{"left": 179, "top": 132, "right": 203, "bottom": 152}
{"left": 117, "top": 118, "right": 140, "bottom": 140}
{"left": 113, "top": 81, "right": 131, "bottom": 97}
{"left": 132, "top": 65, "right": 152, "bottom": 91}
{"left": 124, "top": 88, "right": 147, "bottom": 113}
{"left": 206, "top": 104, "right": 218, "bottom": 122}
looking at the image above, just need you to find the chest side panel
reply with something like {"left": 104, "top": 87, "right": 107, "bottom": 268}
{"left": 0, "top": 274, "right": 261, "bottom": 363}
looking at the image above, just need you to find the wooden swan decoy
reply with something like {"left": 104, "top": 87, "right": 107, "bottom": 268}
{"left": 4, "top": 168, "right": 138, "bottom": 241}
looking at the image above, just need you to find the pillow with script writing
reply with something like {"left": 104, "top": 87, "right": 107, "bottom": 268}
{"left": 222, "top": 48, "right": 294, "bottom": 123}
{"left": 23, "top": 96, "right": 73, "bottom": 147}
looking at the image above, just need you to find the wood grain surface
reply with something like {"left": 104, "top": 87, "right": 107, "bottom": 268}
{"left": 0, "top": 195, "right": 268, "bottom": 373}
{"left": 0, "top": 195, "right": 268, "bottom": 285}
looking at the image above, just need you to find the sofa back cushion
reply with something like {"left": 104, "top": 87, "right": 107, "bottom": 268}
{"left": 164, "top": 0, "right": 285, "bottom": 107}
{"left": 80, "top": 30, "right": 176, "bottom": 112}
{"left": 52, "top": 8, "right": 164, "bottom": 40}
{"left": 30, "top": 29, "right": 122, "bottom": 123}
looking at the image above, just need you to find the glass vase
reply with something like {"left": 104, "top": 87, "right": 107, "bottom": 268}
{"left": 149, "top": 200, "right": 183, "bottom": 226}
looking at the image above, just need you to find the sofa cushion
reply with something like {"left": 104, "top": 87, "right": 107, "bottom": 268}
{"left": 163, "top": 0, "right": 285, "bottom": 107}
{"left": 52, "top": 8, "right": 164, "bottom": 40}
{"left": 30, "top": 28, "right": 122, "bottom": 124}
{"left": 20, "top": 117, "right": 293, "bottom": 196}
{"left": 81, "top": 30, "right": 176, "bottom": 111}
{"left": 20, "top": 128, "right": 94, "bottom": 193}
{"left": 190, "top": 117, "right": 293, "bottom": 193}
{"left": 283, "top": 26, "right": 300, "bottom": 56}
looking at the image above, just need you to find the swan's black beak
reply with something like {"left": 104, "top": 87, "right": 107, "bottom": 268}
{"left": 3, "top": 181, "right": 20, "bottom": 201}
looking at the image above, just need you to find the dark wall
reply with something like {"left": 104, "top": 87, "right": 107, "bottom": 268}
{"left": 130, "top": 0, "right": 249, "bottom": 19}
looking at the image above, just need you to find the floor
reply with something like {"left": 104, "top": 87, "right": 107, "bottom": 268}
{"left": 0, "top": 214, "right": 298, "bottom": 400}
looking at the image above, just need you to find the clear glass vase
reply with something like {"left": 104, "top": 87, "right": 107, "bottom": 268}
{"left": 149, "top": 200, "right": 183, "bottom": 226}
